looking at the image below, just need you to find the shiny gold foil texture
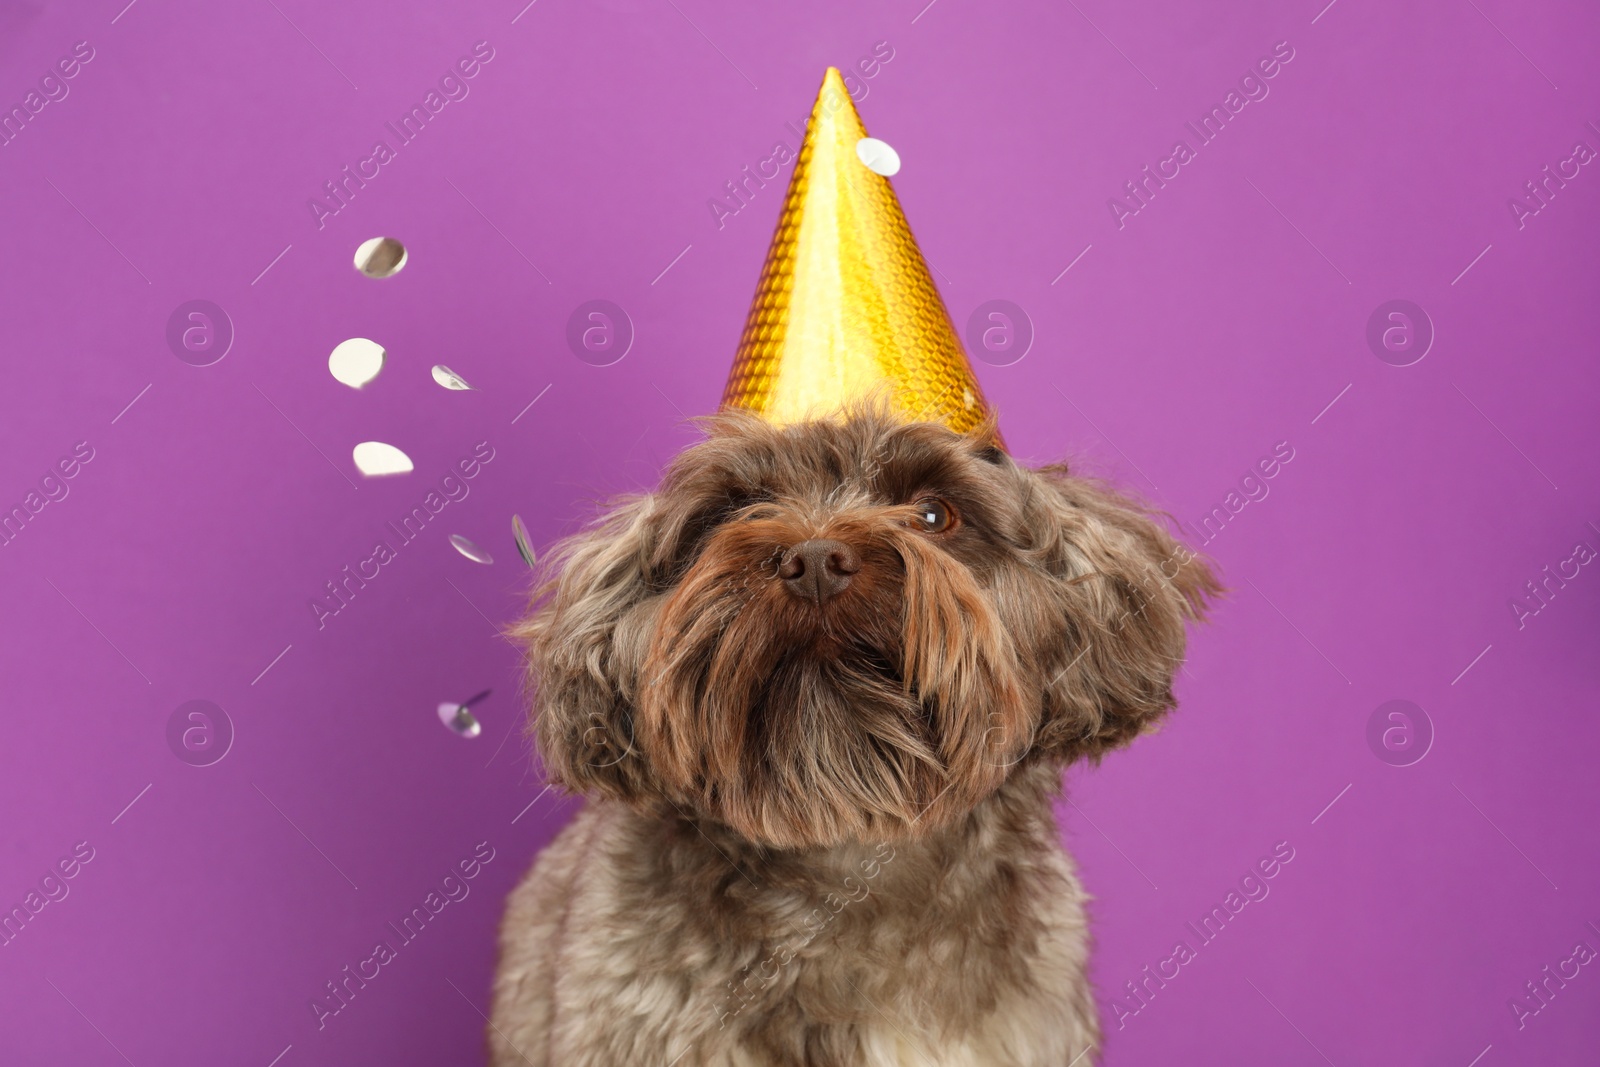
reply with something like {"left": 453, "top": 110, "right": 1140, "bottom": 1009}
{"left": 721, "top": 68, "right": 997, "bottom": 440}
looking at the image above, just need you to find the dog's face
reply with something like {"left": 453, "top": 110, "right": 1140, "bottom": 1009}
{"left": 517, "top": 405, "right": 1218, "bottom": 849}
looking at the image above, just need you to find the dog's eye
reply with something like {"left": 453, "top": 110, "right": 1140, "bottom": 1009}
{"left": 912, "top": 498, "right": 956, "bottom": 534}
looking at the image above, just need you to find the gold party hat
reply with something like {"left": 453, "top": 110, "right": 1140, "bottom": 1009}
{"left": 721, "top": 68, "right": 998, "bottom": 441}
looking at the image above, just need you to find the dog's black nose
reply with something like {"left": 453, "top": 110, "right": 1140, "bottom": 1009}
{"left": 778, "top": 539, "right": 860, "bottom": 603}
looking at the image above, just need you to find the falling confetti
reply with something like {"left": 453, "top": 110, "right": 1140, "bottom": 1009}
{"left": 437, "top": 701, "right": 482, "bottom": 738}
{"left": 431, "top": 364, "right": 473, "bottom": 390}
{"left": 437, "top": 689, "right": 491, "bottom": 739}
{"left": 512, "top": 514, "right": 537, "bottom": 567}
{"left": 855, "top": 137, "right": 901, "bottom": 177}
{"left": 449, "top": 534, "right": 494, "bottom": 565}
{"left": 328, "top": 337, "right": 386, "bottom": 389}
{"left": 352, "top": 441, "right": 413, "bottom": 477}
{"left": 354, "top": 236, "right": 407, "bottom": 278}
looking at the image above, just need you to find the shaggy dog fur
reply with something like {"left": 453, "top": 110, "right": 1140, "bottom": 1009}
{"left": 492, "top": 403, "right": 1218, "bottom": 1066}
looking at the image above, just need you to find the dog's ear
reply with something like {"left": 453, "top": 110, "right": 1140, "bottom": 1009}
{"left": 1021, "top": 464, "right": 1220, "bottom": 762}
{"left": 511, "top": 494, "right": 660, "bottom": 801}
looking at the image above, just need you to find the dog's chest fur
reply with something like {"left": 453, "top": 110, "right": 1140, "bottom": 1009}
{"left": 489, "top": 764, "right": 1099, "bottom": 1066}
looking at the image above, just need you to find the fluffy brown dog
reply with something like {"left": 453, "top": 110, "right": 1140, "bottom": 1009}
{"left": 491, "top": 402, "right": 1217, "bottom": 1066}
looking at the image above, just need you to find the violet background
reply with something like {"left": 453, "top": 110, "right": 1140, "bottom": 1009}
{"left": 2, "top": 0, "right": 1597, "bottom": 1063}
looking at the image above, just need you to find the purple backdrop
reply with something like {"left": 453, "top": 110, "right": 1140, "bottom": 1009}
{"left": 2, "top": 0, "right": 1597, "bottom": 1064}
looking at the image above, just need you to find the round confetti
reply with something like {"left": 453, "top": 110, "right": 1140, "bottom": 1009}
{"left": 449, "top": 534, "right": 494, "bottom": 565}
{"left": 354, "top": 236, "right": 407, "bottom": 279}
{"left": 512, "top": 514, "right": 537, "bottom": 567}
{"left": 437, "top": 702, "right": 482, "bottom": 738}
{"left": 432, "top": 364, "right": 473, "bottom": 390}
{"left": 352, "top": 441, "right": 413, "bottom": 477}
{"left": 855, "top": 137, "right": 901, "bottom": 177}
{"left": 329, "top": 338, "right": 385, "bottom": 389}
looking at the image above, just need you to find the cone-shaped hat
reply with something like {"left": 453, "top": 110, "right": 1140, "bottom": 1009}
{"left": 721, "top": 68, "right": 997, "bottom": 440}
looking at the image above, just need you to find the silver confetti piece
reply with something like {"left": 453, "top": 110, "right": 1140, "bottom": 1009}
{"left": 512, "top": 514, "right": 537, "bottom": 567}
{"left": 432, "top": 364, "right": 473, "bottom": 390}
{"left": 449, "top": 534, "right": 494, "bottom": 565}
{"left": 437, "top": 701, "right": 483, "bottom": 738}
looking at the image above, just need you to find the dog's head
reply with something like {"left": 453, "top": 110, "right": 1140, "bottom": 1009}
{"left": 515, "top": 403, "right": 1218, "bottom": 849}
